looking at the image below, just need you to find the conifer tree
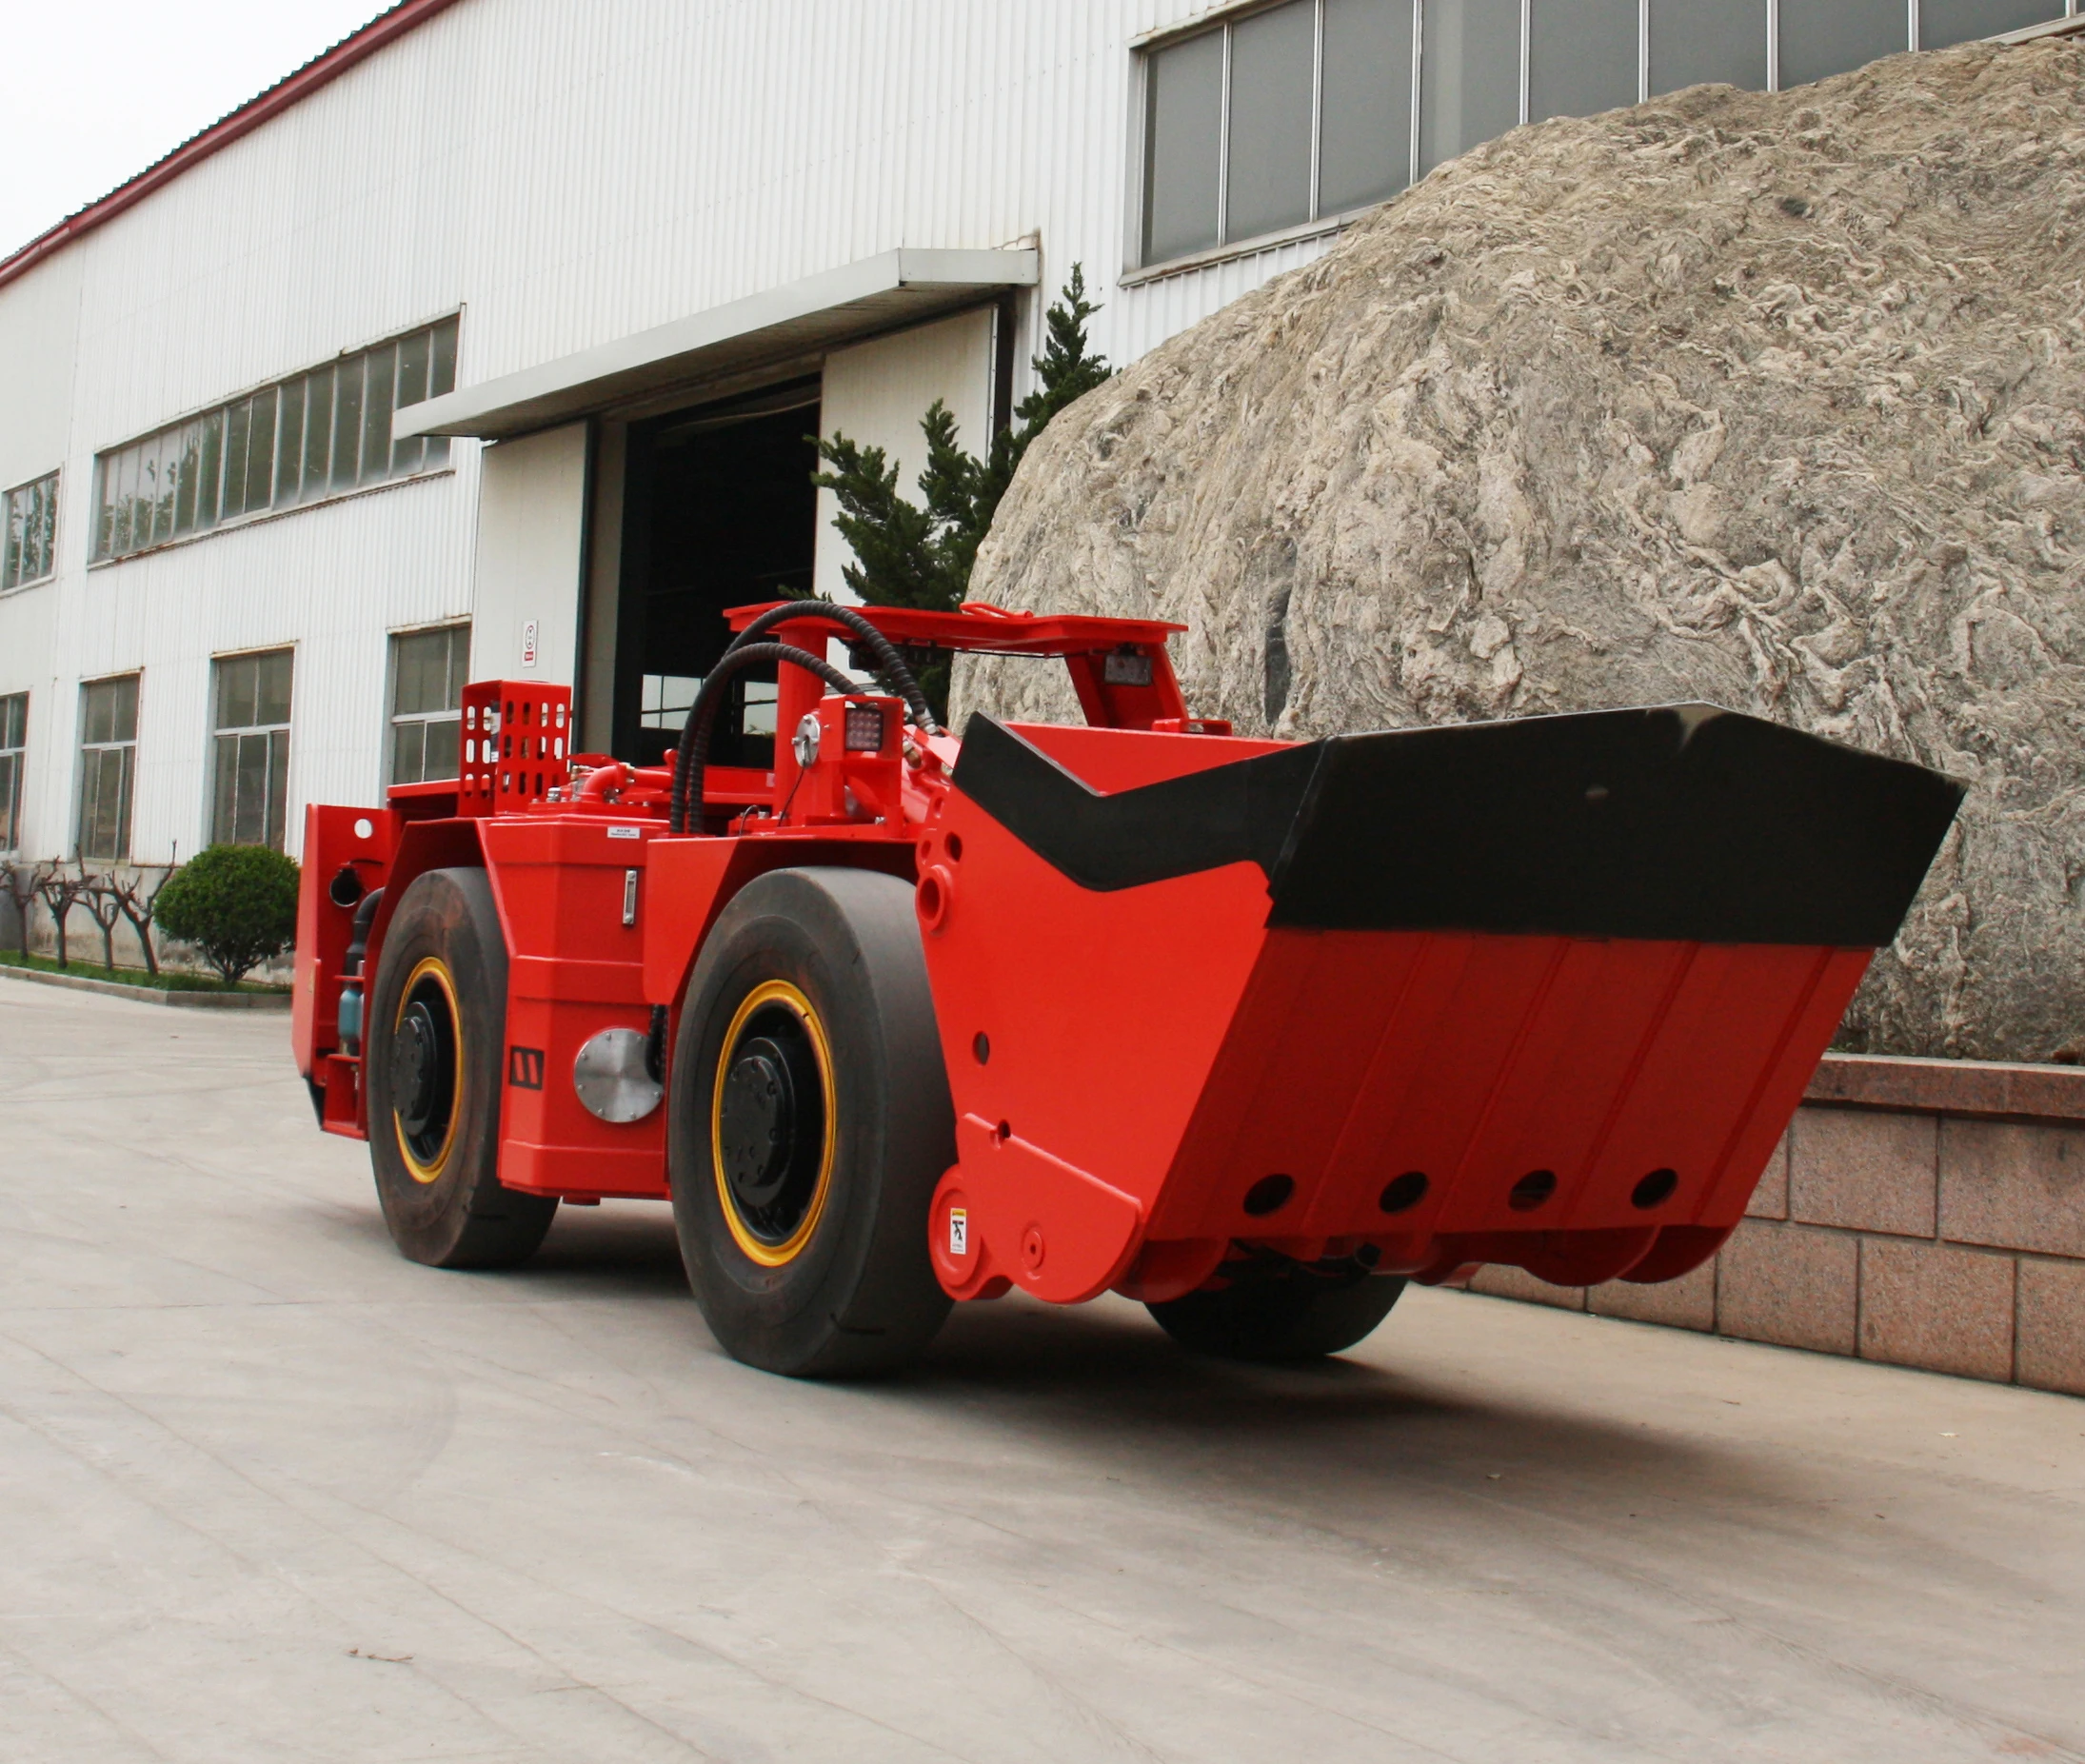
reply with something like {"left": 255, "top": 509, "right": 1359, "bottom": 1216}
{"left": 810, "top": 267, "right": 1110, "bottom": 639}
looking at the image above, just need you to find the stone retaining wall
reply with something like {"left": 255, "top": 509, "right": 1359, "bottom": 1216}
{"left": 1466, "top": 1054, "right": 2085, "bottom": 1397}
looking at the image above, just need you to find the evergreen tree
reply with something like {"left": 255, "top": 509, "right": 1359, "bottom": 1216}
{"left": 810, "top": 267, "right": 1110, "bottom": 629}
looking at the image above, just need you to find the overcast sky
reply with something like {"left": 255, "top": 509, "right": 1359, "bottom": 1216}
{"left": 0, "top": 1, "right": 388, "bottom": 259}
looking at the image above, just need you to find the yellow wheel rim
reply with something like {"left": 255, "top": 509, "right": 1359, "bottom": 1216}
{"left": 393, "top": 956, "right": 463, "bottom": 1186}
{"left": 711, "top": 980, "right": 837, "bottom": 1267}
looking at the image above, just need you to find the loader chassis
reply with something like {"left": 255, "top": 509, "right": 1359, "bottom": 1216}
{"left": 292, "top": 602, "right": 1960, "bottom": 1375}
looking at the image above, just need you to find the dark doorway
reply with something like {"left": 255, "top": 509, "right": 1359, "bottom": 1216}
{"left": 613, "top": 378, "right": 822, "bottom": 769}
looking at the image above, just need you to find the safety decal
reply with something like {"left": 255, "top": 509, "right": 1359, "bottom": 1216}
{"left": 508, "top": 1046, "right": 546, "bottom": 1089}
{"left": 948, "top": 1207, "right": 968, "bottom": 1258}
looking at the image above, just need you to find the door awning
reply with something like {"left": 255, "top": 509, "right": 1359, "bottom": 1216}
{"left": 395, "top": 248, "right": 1039, "bottom": 442}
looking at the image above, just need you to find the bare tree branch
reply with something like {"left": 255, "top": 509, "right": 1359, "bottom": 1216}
{"left": 110, "top": 853, "right": 176, "bottom": 978}
{"left": 36, "top": 860, "right": 91, "bottom": 969}
{"left": 2, "top": 862, "right": 45, "bottom": 960}
{"left": 81, "top": 870, "right": 126, "bottom": 972}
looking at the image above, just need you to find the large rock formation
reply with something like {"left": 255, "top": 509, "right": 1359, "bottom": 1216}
{"left": 959, "top": 39, "right": 2085, "bottom": 1062}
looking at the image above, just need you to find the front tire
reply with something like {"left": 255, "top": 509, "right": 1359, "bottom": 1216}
{"left": 669, "top": 867, "right": 954, "bottom": 1377}
{"left": 1148, "top": 1264, "right": 1407, "bottom": 1362}
{"left": 365, "top": 866, "right": 557, "bottom": 1269}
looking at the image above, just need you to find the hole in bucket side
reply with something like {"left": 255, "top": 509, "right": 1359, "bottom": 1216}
{"left": 1508, "top": 1169, "right": 1557, "bottom": 1212}
{"left": 1632, "top": 1167, "right": 1678, "bottom": 1209}
{"left": 1243, "top": 1174, "right": 1295, "bottom": 1217}
{"left": 1380, "top": 1171, "right": 1429, "bottom": 1215}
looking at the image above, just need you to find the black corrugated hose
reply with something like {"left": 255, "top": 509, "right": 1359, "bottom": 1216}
{"left": 667, "top": 600, "right": 940, "bottom": 836}
{"left": 648, "top": 605, "right": 939, "bottom": 1082}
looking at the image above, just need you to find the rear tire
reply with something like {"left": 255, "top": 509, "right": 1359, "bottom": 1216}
{"left": 366, "top": 866, "right": 558, "bottom": 1269}
{"left": 668, "top": 866, "right": 954, "bottom": 1377}
{"left": 1148, "top": 1266, "right": 1407, "bottom": 1362}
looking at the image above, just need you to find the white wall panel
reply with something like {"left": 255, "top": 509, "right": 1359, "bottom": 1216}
{"left": 815, "top": 307, "right": 997, "bottom": 603}
{"left": 470, "top": 423, "right": 587, "bottom": 687}
{"left": 0, "top": 0, "right": 1365, "bottom": 863}
{"left": 0, "top": 252, "right": 83, "bottom": 492}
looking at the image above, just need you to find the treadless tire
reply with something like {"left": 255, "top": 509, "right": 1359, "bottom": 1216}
{"left": 668, "top": 866, "right": 954, "bottom": 1377}
{"left": 366, "top": 866, "right": 558, "bottom": 1269}
{"left": 1147, "top": 1269, "right": 1408, "bottom": 1362}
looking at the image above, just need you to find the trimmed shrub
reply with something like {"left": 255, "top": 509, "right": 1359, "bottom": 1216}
{"left": 154, "top": 843, "right": 299, "bottom": 986}
{"left": 809, "top": 267, "right": 1112, "bottom": 719}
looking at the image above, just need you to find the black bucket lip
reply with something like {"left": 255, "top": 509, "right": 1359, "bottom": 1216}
{"left": 950, "top": 704, "right": 1963, "bottom": 949}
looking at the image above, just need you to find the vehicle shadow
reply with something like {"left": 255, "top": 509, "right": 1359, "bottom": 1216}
{"left": 521, "top": 1201, "right": 692, "bottom": 1296}
{"left": 893, "top": 1283, "right": 1756, "bottom": 1521}
{"left": 897, "top": 1292, "right": 1770, "bottom": 1527}
{"left": 345, "top": 1199, "right": 1757, "bottom": 1514}
{"left": 311, "top": 1191, "right": 695, "bottom": 1298}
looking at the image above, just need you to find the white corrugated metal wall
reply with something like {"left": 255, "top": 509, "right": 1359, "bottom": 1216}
{"left": 0, "top": 0, "right": 1345, "bottom": 865}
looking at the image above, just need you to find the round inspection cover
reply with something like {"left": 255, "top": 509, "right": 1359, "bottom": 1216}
{"left": 573, "top": 1026, "right": 664, "bottom": 1123}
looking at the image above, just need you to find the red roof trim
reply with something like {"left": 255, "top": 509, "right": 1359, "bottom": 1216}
{"left": 0, "top": 0, "right": 467, "bottom": 293}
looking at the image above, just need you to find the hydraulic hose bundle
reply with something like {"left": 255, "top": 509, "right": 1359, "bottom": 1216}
{"left": 666, "top": 600, "right": 941, "bottom": 837}
{"left": 650, "top": 602, "right": 943, "bottom": 1078}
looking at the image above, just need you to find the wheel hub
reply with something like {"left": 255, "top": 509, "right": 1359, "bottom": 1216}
{"left": 720, "top": 1040, "right": 795, "bottom": 1207}
{"left": 392, "top": 1001, "right": 444, "bottom": 1135}
{"left": 389, "top": 966, "right": 459, "bottom": 1175}
{"left": 714, "top": 1001, "right": 828, "bottom": 1249}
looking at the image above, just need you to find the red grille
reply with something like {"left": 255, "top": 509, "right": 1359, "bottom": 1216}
{"left": 460, "top": 682, "right": 571, "bottom": 817}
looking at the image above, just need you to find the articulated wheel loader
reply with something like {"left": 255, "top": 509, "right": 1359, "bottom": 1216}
{"left": 292, "top": 601, "right": 1961, "bottom": 1375}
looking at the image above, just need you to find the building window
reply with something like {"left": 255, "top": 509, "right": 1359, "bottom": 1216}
{"left": 1418, "top": 0, "right": 1521, "bottom": 177}
{"left": 389, "top": 624, "right": 470, "bottom": 785}
{"left": 1779, "top": 0, "right": 1905, "bottom": 89}
{"left": 78, "top": 675, "right": 139, "bottom": 863}
{"left": 1142, "top": 0, "right": 1419, "bottom": 266}
{"left": 1528, "top": 0, "right": 1640, "bottom": 127}
{"left": 1646, "top": 0, "right": 1769, "bottom": 99}
{"left": 639, "top": 674, "right": 703, "bottom": 738}
{"left": 639, "top": 672, "right": 777, "bottom": 768}
{"left": 1138, "top": 0, "right": 2067, "bottom": 265}
{"left": 1921, "top": 0, "right": 2068, "bottom": 50}
{"left": 211, "top": 649, "right": 293, "bottom": 850}
{"left": 91, "top": 315, "right": 459, "bottom": 565}
{"left": 1, "top": 471, "right": 58, "bottom": 590}
{"left": 0, "top": 693, "right": 25, "bottom": 853}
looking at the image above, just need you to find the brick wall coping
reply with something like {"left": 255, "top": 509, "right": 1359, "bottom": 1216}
{"left": 1806, "top": 1051, "right": 2085, "bottom": 1122}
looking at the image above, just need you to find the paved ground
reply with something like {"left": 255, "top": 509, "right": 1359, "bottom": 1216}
{"left": 2, "top": 981, "right": 2081, "bottom": 1763}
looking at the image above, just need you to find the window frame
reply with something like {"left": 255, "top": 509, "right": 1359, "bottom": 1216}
{"left": 1129, "top": 0, "right": 2058, "bottom": 275}
{"left": 208, "top": 646, "right": 296, "bottom": 851}
{"left": 0, "top": 691, "right": 26, "bottom": 855}
{"left": 386, "top": 622, "right": 472, "bottom": 790}
{"left": 1136, "top": 0, "right": 1377, "bottom": 272}
{"left": 76, "top": 673, "right": 141, "bottom": 865}
{"left": 1, "top": 469, "right": 60, "bottom": 593}
{"left": 89, "top": 313, "right": 462, "bottom": 568}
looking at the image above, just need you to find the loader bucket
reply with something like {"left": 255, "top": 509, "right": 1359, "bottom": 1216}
{"left": 920, "top": 704, "right": 1961, "bottom": 1306}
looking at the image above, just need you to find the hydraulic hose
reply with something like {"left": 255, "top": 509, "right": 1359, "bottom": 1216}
{"left": 667, "top": 641, "right": 858, "bottom": 836}
{"left": 650, "top": 640, "right": 857, "bottom": 1086}
{"left": 716, "top": 600, "right": 942, "bottom": 737}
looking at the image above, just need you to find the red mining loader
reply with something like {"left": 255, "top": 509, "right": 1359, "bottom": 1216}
{"left": 292, "top": 600, "right": 1960, "bottom": 1375}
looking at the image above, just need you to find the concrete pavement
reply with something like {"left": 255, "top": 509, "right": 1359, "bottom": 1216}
{"left": 1, "top": 983, "right": 2080, "bottom": 1763}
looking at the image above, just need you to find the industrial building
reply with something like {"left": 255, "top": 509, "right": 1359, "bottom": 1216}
{"left": 0, "top": 0, "right": 2075, "bottom": 867}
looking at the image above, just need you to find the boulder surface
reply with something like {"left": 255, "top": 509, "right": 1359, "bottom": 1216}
{"left": 959, "top": 40, "right": 2085, "bottom": 1061}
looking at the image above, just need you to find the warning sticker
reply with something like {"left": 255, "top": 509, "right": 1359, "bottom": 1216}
{"left": 948, "top": 1208, "right": 968, "bottom": 1258}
